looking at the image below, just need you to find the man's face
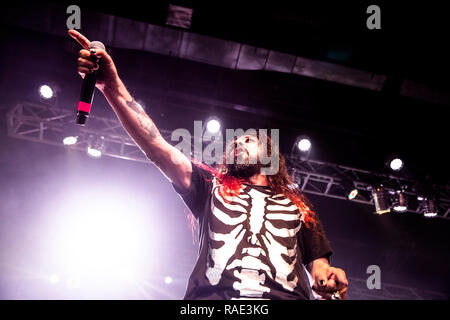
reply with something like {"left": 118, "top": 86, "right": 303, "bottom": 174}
{"left": 226, "top": 135, "right": 263, "bottom": 178}
{"left": 233, "top": 135, "right": 260, "bottom": 164}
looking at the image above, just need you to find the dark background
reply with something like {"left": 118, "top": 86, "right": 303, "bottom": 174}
{"left": 0, "top": 1, "right": 449, "bottom": 299}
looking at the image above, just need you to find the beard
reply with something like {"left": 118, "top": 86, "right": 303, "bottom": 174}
{"left": 226, "top": 162, "right": 262, "bottom": 179}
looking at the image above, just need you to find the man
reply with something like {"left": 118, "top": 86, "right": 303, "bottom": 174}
{"left": 69, "top": 30, "right": 348, "bottom": 300}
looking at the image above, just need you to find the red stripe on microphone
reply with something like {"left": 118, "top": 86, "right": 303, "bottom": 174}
{"left": 77, "top": 101, "right": 91, "bottom": 113}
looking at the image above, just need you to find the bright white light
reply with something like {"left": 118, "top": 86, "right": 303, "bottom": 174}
{"left": 164, "top": 276, "right": 173, "bottom": 284}
{"left": 40, "top": 85, "right": 54, "bottom": 99}
{"left": 48, "top": 274, "right": 60, "bottom": 284}
{"left": 424, "top": 212, "right": 437, "bottom": 218}
{"left": 206, "top": 119, "right": 221, "bottom": 134}
{"left": 46, "top": 193, "right": 156, "bottom": 297}
{"left": 63, "top": 136, "right": 78, "bottom": 146}
{"left": 390, "top": 158, "right": 403, "bottom": 171}
{"left": 348, "top": 189, "right": 359, "bottom": 200}
{"left": 393, "top": 205, "right": 407, "bottom": 212}
{"left": 87, "top": 146, "right": 102, "bottom": 158}
{"left": 297, "top": 138, "right": 311, "bottom": 152}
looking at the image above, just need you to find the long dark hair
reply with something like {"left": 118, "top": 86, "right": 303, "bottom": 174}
{"left": 193, "top": 133, "right": 318, "bottom": 229}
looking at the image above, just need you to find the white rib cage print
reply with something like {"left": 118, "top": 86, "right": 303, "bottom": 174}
{"left": 205, "top": 180, "right": 304, "bottom": 298}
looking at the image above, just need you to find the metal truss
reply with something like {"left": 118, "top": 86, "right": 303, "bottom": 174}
{"left": 285, "top": 155, "right": 450, "bottom": 220}
{"left": 6, "top": 102, "right": 173, "bottom": 163}
{"left": 7, "top": 102, "right": 450, "bottom": 220}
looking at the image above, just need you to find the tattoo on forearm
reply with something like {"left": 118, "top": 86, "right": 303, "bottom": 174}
{"left": 125, "top": 99, "right": 159, "bottom": 139}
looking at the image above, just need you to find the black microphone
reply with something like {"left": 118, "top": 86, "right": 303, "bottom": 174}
{"left": 76, "top": 41, "right": 106, "bottom": 126}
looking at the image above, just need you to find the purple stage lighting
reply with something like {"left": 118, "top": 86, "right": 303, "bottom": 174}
{"left": 206, "top": 119, "right": 221, "bottom": 134}
{"left": 390, "top": 158, "right": 404, "bottom": 171}
{"left": 297, "top": 138, "right": 311, "bottom": 152}
{"left": 39, "top": 85, "right": 54, "bottom": 99}
{"left": 164, "top": 276, "right": 173, "bottom": 284}
{"left": 62, "top": 136, "right": 78, "bottom": 146}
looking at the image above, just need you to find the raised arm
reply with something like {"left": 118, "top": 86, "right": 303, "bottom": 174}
{"left": 69, "top": 30, "right": 192, "bottom": 192}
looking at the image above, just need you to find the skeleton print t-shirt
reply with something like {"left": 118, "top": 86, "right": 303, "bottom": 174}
{"left": 173, "top": 162, "right": 333, "bottom": 300}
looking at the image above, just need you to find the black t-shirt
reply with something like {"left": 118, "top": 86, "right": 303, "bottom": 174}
{"left": 172, "top": 162, "right": 333, "bottom": 300}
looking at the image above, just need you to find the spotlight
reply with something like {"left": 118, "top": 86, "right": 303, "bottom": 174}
{"left": 340, "top": 176, "right": 359, "bottom": 200}
{"left": 341, "top": 178, "right": 358, "bottom": 200}
{"left": 348, "top": 188, "right": 359, "bottom": 200}
{"left": 87, "top": 147, "right": 102, "bottom": 158}
{"left": 292, "top": 136, "right": 312, "bottom": 161}
{"left": 371, "top": 186, "right": 391, "bottom": 215}
{"left": 164, "top": 276, "right": 173, "bottom": 284}
{"left": 389, "top": 158, "right": 404, "bottom": 171}
{"left": 87, "top": 136, "right": 105, "bottom": 159}
{"left": 62, "top": 124, "right": 81, "bottom": 146}
{"left": 392, "top": 189, "right": 408, "bottom": 212}
{"left": 297, "top": 138, "right": 311, "bottom": 152}
{"left": 39, "top": 85, "right": 54, "bottom": 99}
{"left": 62, "top": 136, "right": 78, "bottom": 146}
{"left": 420, "top": 197, "right": 438, "bottom": 218}
{"left": 206, "top": 119, "right": 221, "bottom": 134}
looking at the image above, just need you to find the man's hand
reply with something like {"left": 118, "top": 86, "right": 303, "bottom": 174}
{"left": 68, "top": 30, "right": 192, "bottom": 191}
{"left": 310, "top": 258, "right": 349, "bottom": 300}
{"left": 68, "top": 30, "right": 119, "bottom": 92}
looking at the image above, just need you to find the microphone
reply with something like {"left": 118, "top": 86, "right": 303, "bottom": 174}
{"left": 76, "top": 41, "right": 106, "bottom": 126}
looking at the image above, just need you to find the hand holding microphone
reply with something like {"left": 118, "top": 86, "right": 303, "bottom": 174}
{"left": 68, "top": 30, "right": 118, "bottom": 125}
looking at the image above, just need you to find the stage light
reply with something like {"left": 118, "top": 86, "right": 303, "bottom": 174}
{"left": 164, "top": 276, "right": 173, "bottom": 284}
{"left": 371, "top": 186, "right": 391, "bottom": 215}
{"left": 62, "top": 124, "right": 81, "bottom": 146}
{"left": 62, "top": 136, "right": 78, "bottom": 146}
{"left": 46, "top": 192, "right": 157, "bottom": 297}
{"left": 39, "top": 85, "right": 54, "bottom": 99}
{"left": 291, "top": 136, "right": 312, "bottom": 161}
{"left": 341, "top": 177, "right": 358, "bottom": 200}
{"left": 348, "top": 189, "right": 359, "bottom": 200}
{"left": 87, "top": 136, "right": 105, "bottom": 159}
{"left": 421, "top": 197, "right": 438, "bottom": 218}
{"left": 392, "top": 190, "right": 408, "bottom": 212}
{"left": 297, "top": 138, "right": 311, "bottom": 152}
{"left": 36, "top": 185, "right": 162, "bottom": 299}
{"left": 206, "top": 119, "right": 221, "bottom": 134}
{"left": 389, "top": 158, "right": 403, "bottom": 171}
{"left": 87, "top": 146, "right": 102, "bottom": 158}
